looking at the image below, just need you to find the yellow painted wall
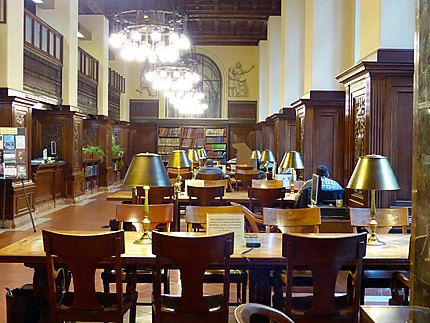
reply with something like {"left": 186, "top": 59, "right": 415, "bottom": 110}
{"left": 303, "top": 0, "right": 313, "bottom": 93}
{"left": 360, "top": 0, "right": 381, "bottom": 59}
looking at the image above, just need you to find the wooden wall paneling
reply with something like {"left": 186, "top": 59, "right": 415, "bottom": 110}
{"left": 292, "top": 91, "right": 345, "bottom": 184}
{"left": 273, "top": 107, "right": 296, "bottom": 162}
{"left": 32, "top": 107, "right": 86, "bottom": 200}
{"left": 255, "top": 122, "right": 262, "bottom": 151}
{"left": 336, "top": 49, "right": 413, "bottom": 208}
{"left": 130, "top": 99, "right": 159, "bottom": 122}
{"left": 227, "top": 101, "right": 257, "bottom": 123}
{"left": 228, "top": 124, "right": 256, "bottom": 160}
{"left": 130, "top": 122, "right": 158, "bottom": 156}
{"left": 112, "top": 122, "right": 131, "bottom": 177}
{"left": 77, "top": 74, "right": 98, "bottom": 116}
{"left": 83, "top": 116, "right": 114, "bottom": 187}
{"left": 261, "top": 117, "right": 275, "bottom": 152}
{"left": 0, "top": 91, "right": 36, "bottom": 227}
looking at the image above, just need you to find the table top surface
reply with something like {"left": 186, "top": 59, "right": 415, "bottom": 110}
{"left": 360, "top": 305, "right": 430, "bottom": 323}
{"left": 0, "top": 232, "right": 410, "bottom": 269}
{"left": 106, "top": 189, "right": 297, "bottom": 202}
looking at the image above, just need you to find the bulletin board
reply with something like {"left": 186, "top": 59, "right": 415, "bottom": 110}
{"left": 0, "top": 127, "right": 28, "bottom": 180}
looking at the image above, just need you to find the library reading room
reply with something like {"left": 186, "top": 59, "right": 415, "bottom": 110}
{"left": 0, "top": 0, "right": 429, "bottom": 322}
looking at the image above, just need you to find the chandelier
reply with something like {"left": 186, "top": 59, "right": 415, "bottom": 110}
{"left": 145, "top": 64, "right": 200, "bottom": 92}
{"left": 166, "top": 89, "right": 208, "bottom": 115}
{"left": 109, "top": 9, "right": 191, "bottom": 63}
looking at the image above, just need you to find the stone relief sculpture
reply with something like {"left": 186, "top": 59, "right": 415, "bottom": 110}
{"left": 228, "top": 62, "right": 255, "bottom": 97}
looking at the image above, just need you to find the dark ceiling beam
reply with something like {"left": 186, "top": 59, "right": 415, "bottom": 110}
{"left": 78, "top": 0, "right": 105, "bottom": 15}
{"left": 187, "top": 10, "right": 280, "bottom": 18}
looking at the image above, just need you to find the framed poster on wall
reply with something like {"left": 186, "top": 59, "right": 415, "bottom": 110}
{"left": 0, "top": 127, "right": 27, "bottom": 180}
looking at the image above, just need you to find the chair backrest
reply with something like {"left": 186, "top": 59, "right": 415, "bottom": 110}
{"left": 236, "top": 171, "right": 260, "bottom": 190}
{"left": 136, "top": 186, "right": 174, "bottom": 204}
{"left": 282, "top": 232, "right": 367, "bottom": 322}
{"left": 252, "top": 179, "right": 284, "bottom": 188}
{"left": 152, "top": 231, "right": 234, "bottom": 322}
{"left": 230, "top": 202, "right": 263, "bottom": 233}
{"left": 235, "top": 303, "right": 294, "bottom": 323}
{"left": 204, "top": 179, "right": 229, "bottom": 192}
{"left": 42, "top": 230, "right": 126, "bottom": 321}
{"left": 263, "top": 207, "right": 321, "bottom": 233}
{"left": 349, "top": 207, "right": 409, "bottom": 234}
{"left": 185, "top": 205, "right": 243, "bottom": 231}
{"left": 196, "top": 172, "right": 223, "bottom": 180}
{"left": 116, "top": 203, "right": 174, "bottom": 232}
{"left": 187, "top": 185, "right": 225, "bottom": 206}
{"left": 236, "top": 165, "right": 255, "bottom": 171}
{"left": 248, "top": 187, "right": 286, "bottom": 209}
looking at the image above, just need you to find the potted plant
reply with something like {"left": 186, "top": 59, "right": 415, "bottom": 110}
{"left": 83, "top": 146, "right": 105, "bottom": 163}
{"left": 112, "top": 144, "right": 125, "bottom": 169}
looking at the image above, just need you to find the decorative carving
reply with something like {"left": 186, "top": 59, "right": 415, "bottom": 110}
{"left": 83, "top": 128, "right": 97, "bottom": 147}
{"left": 15, "top": 113, "right": 25, "bottom": 127}
{"left": 353, "top": 94, "right": 366, "bottom": 197}
{"left": 41, "top": 123, "right": 62, "bottom": 157}
{"left": 73, "top": 122, "right": 81, "bottom": 169}
{"left": 228, "top": 62, "right": 255, "bottom": 97}
{"left": 112, "top": 129, "right": 120, "bottom": 146}
{"left": 299, "top": 114, "right": 305, "bottom": 158}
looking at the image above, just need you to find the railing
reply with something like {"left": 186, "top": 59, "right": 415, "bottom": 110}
{"left": 24, "top": 9, "right": 62, "bottom": 63}
{"left": 109, "top": 68, "right": 125, "bottom": 93}
{"left": 78, "top": 47, "right": 98, "bottom": 81}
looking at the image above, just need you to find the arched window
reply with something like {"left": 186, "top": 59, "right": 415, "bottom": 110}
{"left": 167, "top": 53, "right": 222, "bottom": 118}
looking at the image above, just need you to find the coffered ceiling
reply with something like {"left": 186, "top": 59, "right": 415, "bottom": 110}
{"left": 78, "top": 0, "right": 281, "bottom": 46}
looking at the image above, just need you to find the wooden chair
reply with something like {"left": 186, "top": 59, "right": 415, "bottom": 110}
{"left": 349, "top": 207, "right": 409, "bottom": 234}
{"left": 42, "top": 230, "right": 138, "bottom": 323}
{"left": 187, "top": 185, "right": 225, "bottom": 206}
{"left": 252, "top": 179, "right": 284, "bottom": 188}
{"left": 263, "top": 207, "right": 321, "bottom": 233}
{"left": 248, "top": 187, "right": 286, "bottom": 212}
{"left": 204, "top": 179, "right": 229, "bottom": 192}
{"left": 389, "top": 271, "right": 410, "bottom": 305}
{"left": 101, "top": 204, "right": 173, "bottom": 304}
{"left": 283, "top": 232, "right": 367, "bottom": 323}
{"left": 235, "top": 303, "right": 294, "bottom": 323}
{"left": 152, "top": 231, "right": 234, "bottom": 323}
{"left": 196, "top": 172, "right": 224, "bottom": 180}
{"left": 236, "top": 165, "right": 255, "bottom": 171}
{"left": 293, "top": 180, "right": 306, "bottom": 192}
{"left": 185, "top": 205, "right": 248, "bottom": 304}
{"left": 136, "top": 186, "right": 174, "bottom": 204}
{"left": 230, "top": 202, "right": 263, "bottom": 233}
{"left": 349, "top": 207, "right": 409, "bottom": 304}
{"left": 235, "top": 170, "right": 259, "bottom": 191}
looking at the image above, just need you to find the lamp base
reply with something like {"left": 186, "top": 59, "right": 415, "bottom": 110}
{"left": 133, "top": 232, "right": 151, "bottom": 244}
{"left": 367, "top": 235, "right": 386, "bottom": 246}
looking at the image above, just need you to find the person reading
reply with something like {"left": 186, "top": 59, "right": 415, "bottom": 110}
{"left": 196, "top": 158, "right": 227, "bottom": 179}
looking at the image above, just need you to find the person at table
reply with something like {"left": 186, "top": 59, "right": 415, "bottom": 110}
{"left": 196, "top": 158, "right": 227, "bottom": 179}
{"left": 294, "top": 164, "right": 343, "bottom": 207}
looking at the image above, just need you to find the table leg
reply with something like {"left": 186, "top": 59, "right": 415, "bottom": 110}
{"left": 249, "top": 268, "right": 272, "bottom": 305}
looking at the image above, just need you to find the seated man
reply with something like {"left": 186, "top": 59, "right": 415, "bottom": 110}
{"left": 196, "top": 158, "right": 226, "bottom": 179}
{"left": 294, "top": 164, "right": 343, "bottom": 208}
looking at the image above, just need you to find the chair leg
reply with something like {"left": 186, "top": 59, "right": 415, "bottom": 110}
{"left": 162, "top": 268, "right": 170, "bottom": 294}
{"left": 129, "top": 302, "right": 137, "bottom": 323}
{"left": 241, "top": 279, "right": 247, "bottom": 303}
{"left": 236, "top": 282, "right": 241, "bottom": 304}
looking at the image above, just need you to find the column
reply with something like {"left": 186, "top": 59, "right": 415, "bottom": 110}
{"left": 36, "top": 0, "right": 79, "bottom": 107}
{"left": 280, "top": 0, "right": 305, "bottom": 107}
{"left": 266, "top": 16, "right": 281, "bottom": 116}
{"left": 359, "top": 0, "right": 415, "bottom": 60}
{"left": 258, "top": 41, "right": 268, "bottom": 122}
{"left": 78, "top": 15, "right": 109, "bottom": 116}
{"left": 412, "top": 0, "right": 430, "bottom": 309}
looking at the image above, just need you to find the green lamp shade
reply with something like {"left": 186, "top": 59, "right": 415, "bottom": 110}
{"left": 123, "top": 153, "right": 171, "bottom": 187}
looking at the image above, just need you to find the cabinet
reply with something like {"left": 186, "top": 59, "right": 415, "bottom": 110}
{"left": 204, "top": 127, "right": 227, "bottom": 163}
{"left": 157, "top": 127, "right": 180, "bottom": 163}
{"left": 83, "top": 159, "right": 100, "bottom": 192}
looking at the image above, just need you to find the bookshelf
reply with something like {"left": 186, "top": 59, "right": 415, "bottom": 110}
{"left": 180, "top": 127, "right": 205, "bottom": 150}
{"left": 204, "top": 127, "right": 228, "bottom": 163}
{"left": 158, "top": 127, "right": 180, "bottom": 163}
{"left": 83, "top": 158, "right": 100, "bottom": 192}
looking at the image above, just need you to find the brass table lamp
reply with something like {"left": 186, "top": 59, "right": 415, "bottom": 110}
{"left": 260, "top": 149, "right": 276, "bottom": 178}
{"left": 187, "top": 148, "right": 199, "bottom": 173}
{"left": 347, "top": 154, "right": 400, "bottom": 246}
{"left": 197, "top": 148, "right": 207, "bottom": 167}
{"left": 279, "top": 151, "right": 304, "bottom": 195}
{"left": 168, "top": 150, "right": 191, "bottom": 231}
{"left": 250, "top": 150, "right": 261, "bottom": 169}
{"left": 123, "top": 153, "right": 171, "bottom": 244}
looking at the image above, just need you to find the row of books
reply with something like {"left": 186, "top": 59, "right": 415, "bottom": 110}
{"left": 85, "top": 178, "right": 98, "bottom": 191}
{"left": 158, "top": 146, "right": 179, "bottom": 154}
{"left": 205, "top": 143, "right": 227, "bottom": 150}
{"left": 205, "top": 128, "right": 226, "bottom": 136}
{"left": 158, "top": 127, "right": 180, "bottom": 137}
{"left": 205, "top": 137, "right": 227, "bottom": 144}
{"left": 84, "top": 164, "right": 99, "bottom": 177}
{"left": 180, "top": 127, "right": 205, "bottom": 138}
{"left": 158, "top": 137, "right": 180, "bottom": 146}
{"left": 181, "top": 138, "right": 205, "bottom": 148}
{"left": 207, "top": 151, "right": 227, "bottom": 158}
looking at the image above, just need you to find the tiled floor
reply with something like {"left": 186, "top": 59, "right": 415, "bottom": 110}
{"left": 0, "top": 190, "right": 391, "bottom": 322}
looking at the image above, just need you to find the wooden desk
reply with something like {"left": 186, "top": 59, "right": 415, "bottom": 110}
{"left": 360, "top": 305, "right": 430, "bottom": 322}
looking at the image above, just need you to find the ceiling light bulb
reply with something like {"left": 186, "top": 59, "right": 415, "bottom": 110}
{"left": 151, "top": 30, "right": 162, "bottom": 43}
{"left": 109, "top": 33, "right": 126, "bottom": 49}
{"left": 178, "top": 35, "right": 191, "bottom": 50}
{"left": 130, "top": 31, "right": 141, "bottom": 42}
